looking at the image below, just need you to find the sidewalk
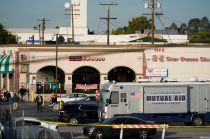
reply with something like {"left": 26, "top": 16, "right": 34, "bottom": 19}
{"left": 0, "top": 101, "right": 59, "bottom": 123}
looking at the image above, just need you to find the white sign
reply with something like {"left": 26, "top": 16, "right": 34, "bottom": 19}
{"left": 41, "top": 79, "right": 45, "bottom": 86}
{"left": 146, "top": 68, "right": 168, "bottom": 77}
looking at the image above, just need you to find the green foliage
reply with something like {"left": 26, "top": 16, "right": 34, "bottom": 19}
{"left": 112, "top": 16, "right": 151, "bottom": 35}
{"left": 189, "top": 32, "right": 210, "bottom": 43}
{"left": 0, "top": 23, "right": 17, "bottom": 44}
{"left": 188, "top": 18, "right": 201, "bottom": 35}
{"left": 127, "top": 16, "right": 151, "bottom": 34}
{"left": 167, "top": 22, "right": 178, "bottom": 29}
{"left": 112, "top": 27, "right": 127, "bottom": 35}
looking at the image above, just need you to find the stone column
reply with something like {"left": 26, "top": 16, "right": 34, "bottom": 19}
{"left": 65, "top": 73, "right": 72, "bottom": 94}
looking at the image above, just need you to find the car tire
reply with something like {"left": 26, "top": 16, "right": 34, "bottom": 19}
{"left": 69, "top": 117, "right": 78, "bottom": 124}
{"left": 138, "top": 130, "right": 148, "bottom": 139}
{"left": 192, "top": 116, "right": 204, "bottom": 126}
{"left": 92, "top": 129, "right": 103, "bottom": 139}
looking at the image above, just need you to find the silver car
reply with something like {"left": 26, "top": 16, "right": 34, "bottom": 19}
{"left": 13, "top": 117, "right": 60, "bottom": 139}
{"left": 57, "top": 93, "right": 89, "bottom": 104}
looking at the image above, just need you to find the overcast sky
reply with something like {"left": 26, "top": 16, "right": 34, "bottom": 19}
{"left": 0, "top": 0, "right": 210, "bottom": 34}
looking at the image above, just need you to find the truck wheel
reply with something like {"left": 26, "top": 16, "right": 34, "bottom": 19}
{"left": 192, "top": 116, "right": 203, "bottom": 126}
{"left": 138, "top": 130, "right": 148, "bottom": 139}
{"left": 69, "top": 117, "right": 78, "bottom": 124}
{"left": 92, "top": 129, "right": 103, "bottom": 139}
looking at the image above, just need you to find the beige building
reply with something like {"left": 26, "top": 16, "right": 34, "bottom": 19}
{"left": 1, "top": 44, "right": 210, "bottom": 94}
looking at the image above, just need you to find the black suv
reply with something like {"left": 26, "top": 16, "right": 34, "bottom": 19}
{"left": 58, "top": 96, "right": 99, "bottom": 124}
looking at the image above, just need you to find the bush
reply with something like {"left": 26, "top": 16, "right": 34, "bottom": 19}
{"left": 189, "top": 32, "right": 210, "bottom": 43}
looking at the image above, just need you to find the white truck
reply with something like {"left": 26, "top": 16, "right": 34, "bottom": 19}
{"left": 98, "top": 80, "right": 210, "bottom": 126}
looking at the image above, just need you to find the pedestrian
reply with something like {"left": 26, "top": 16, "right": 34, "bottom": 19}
{"left": 49, "top": 91, "right": 55, "bottom": 107}
{"left": 13, "top": 93, "right": 20, "bottom": 111}
{"left": 18, "top": 86, "right": 27, "bottom": 102}
{"left": 7, "top": 92, "right": 13, "bottom": 114}
{"left": 53, "top": 94, "right": 58, "bottom": 110}
{"left": 35, "top": 94, "right": 43, "bottom": 112}
{"left": 27, "top": 89, "right": 30, "bottom": 102}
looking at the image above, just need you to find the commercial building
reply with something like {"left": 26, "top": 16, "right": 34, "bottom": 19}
{"left": 1, "top": 44, "right": 210, "bottom": 95}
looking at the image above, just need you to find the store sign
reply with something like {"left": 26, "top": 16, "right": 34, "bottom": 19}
{"left": 146, "top": 68, "right": 168, "bottom": 77}
{"left": 152, "top": 55, "right": 210, "bottom": 63}
{"left": 69, "top": 56, "right": 105, "bottom": 62}
{"left": 76, "top": 84, "right": 97, "bottom": 90}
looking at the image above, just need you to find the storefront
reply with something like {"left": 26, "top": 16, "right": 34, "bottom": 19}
{"left": 145, "top": 46, "right": 210, "bottom": 81}
{"left": 2, "top": 44, "right": 210, "bottom": 95}
{"left": 18, "top": 46, "right": 144, "bottom": 94}
{"left": 0, "top": 47, "right": 17, "bottom": 92}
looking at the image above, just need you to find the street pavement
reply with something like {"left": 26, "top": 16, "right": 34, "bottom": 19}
{"left": 0, "top": 101, "right": 59, "bottom": 122}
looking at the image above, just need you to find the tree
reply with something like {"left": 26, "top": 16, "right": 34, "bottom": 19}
{"left": 167, "top": 22, "right": 178, "bottom": 29}
{"left": 112, "top": 26, "right": 128, "bottom": 35}
{"left": 111, "top": 16, "right": 151, "bottom": 35}
{"left": 179, "top": 23, "right": 188, "bottom": 34}
{"left": 127, "top": 16, "right": 151, "bottom": 34}
{"left": 188, "top": 18, "right": 200, "bottom": 35}
{"left": 199, "top": 17, "right": 210, "bottom": 32}
{"left": 0, "top": 23, "right": 17, "bottom": 44}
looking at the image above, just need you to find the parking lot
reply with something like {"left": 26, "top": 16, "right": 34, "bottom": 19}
{"left": 1, "top": 101, "right": 210, "bottom": 139}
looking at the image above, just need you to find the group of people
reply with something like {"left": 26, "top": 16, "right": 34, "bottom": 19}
{"left": 1, "top": 86, "right": 59, "bottom": 113}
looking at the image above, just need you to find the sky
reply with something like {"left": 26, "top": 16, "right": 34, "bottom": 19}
{"left": 0, "top": 0, "right": 210, "bottom": 34}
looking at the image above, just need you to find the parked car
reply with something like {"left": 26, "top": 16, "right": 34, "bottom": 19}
{"left": 66, "top": 95, "right": 97, "bottom": 104}
{"left": 58, "top": 98, "right": 99, "bottom": 124}
{"left": 57, "top": 93, "right": 89, "bottom": 104}
{"left": 82, "top": 116, "right": 157, "bottom": 139}
{"left": 12, "top": 117, "right": 60, "bottom": 139}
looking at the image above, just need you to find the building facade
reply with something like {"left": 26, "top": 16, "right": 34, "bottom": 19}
{"left": 1, "top": 44, "right": 210, "bottom": 95}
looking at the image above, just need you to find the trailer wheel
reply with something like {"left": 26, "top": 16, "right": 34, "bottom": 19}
{"left": 192, "top": 116, "right": 203, "bottom": 126}
{"left": 138, "top": 130, "right": 148, "bottom": 139}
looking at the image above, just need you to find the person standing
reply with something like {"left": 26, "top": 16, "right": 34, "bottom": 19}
{"left": 18, "top": 86, "right": 27, "bottom": 102}
{"left": 13, "top": 93, "right": 19, "bottom": 111}
{"left": 35, "top": 94, "right": 43, "bottom": 112}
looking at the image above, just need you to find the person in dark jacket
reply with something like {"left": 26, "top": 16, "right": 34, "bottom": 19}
{"left": 13, "top": 93, "right": 19, "bottom": 111}
{"left": 18, "top": 86, "right": 27, "bottom": 102}
{"left": 35, "top": 94, "right": 43, "bottom": 112}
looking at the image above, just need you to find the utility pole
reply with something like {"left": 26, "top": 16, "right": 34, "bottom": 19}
{"left": 100, "top": 3, "right": 117, "bottom": 45}
{"left": 65, "top": 3, "right": 80, "bottom": 43}
{"left": 71, "top": 4, "right": 75, "bottom": 42}
{"left": 38, "top": 18, "right": 50, "bottom": 45}
{"left": 143, "top": 0, "right": 163, "bottom": 44}
{"left": 33, "top": 24, "right": 41, "bottom": 45}
{"left": 151, "top": 0, "right": 155, "bottom": 45}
